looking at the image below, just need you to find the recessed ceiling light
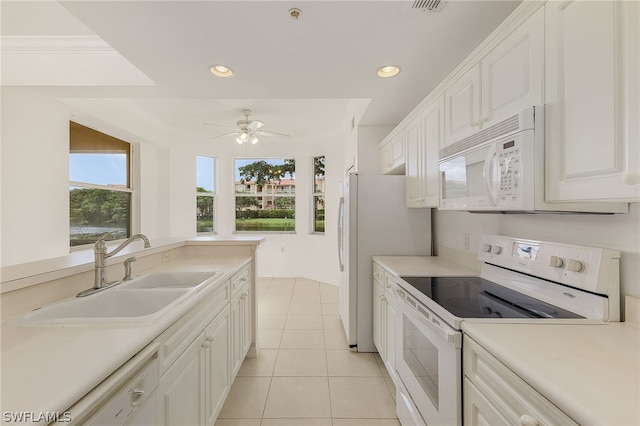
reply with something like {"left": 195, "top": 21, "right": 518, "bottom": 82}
{"left": 377, "top": 65, "right": 401, "bottom": 78}
{"left": 210, "top": 65, "right": 234, "bottom": 78}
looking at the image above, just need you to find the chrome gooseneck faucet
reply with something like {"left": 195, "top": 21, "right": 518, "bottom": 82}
{"left": 77, "top": 233, "right": 151, "bottom": 297}
{"left": 94, "top": 233, "right": 150, "bottom": 288}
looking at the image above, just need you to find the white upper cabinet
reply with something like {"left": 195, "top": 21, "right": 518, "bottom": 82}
{"left": 404, "top": 114, "right": 424, "bottom": 207}
{"left": 420, "top": 97, "right": 444, "bottom": 207}
{"left": 444, "top": 8, "right": 544, "bottom": 147}
{"left": 379, "top": 131, "right": 406, "bottom": 175}
{"left": 545, "top": 0, "right": 640, "bottom": 202}
{"left": 444, "top": 64, "right": 482, "bottom": 146}
{"left": 482, "top": 7, "right": 544, "bottom": 127}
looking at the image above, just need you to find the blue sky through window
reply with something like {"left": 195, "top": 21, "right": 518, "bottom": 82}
{"left": 69, "top": 153, "right": 127, "bottom": 186}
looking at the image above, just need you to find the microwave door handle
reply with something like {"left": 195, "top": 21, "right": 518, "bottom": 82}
{"left": 483, "top": 144, "right": 499, "bottom": 206}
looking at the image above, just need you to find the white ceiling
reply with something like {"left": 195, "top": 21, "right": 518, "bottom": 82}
{"left": 1, "top": 0, "right": 521, "bottom": 145}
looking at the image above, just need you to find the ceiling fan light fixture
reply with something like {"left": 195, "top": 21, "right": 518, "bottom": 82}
{"left": 377, "top": 65, "right": 401, "bottom": 78}
{"left": 236, "top": 131, "right": 249, "bottom": 144}
{"left": 249, "top": 134, "right": 259, "bottom": 144}
{"left": 210, "top": 64, "right": 234, "bottom": 78}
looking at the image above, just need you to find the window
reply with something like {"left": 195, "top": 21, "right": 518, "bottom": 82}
{"left": 234, "top": 158, "right": 295, "bottom": 232}
{"left": 196, "top": 156, "right": 216, "bottom": 233}
{"left": 312, "top": 156, "right": 325, "bottom": 233}
{"left": 69, "top": 122, "right": 132, "bottom": 247}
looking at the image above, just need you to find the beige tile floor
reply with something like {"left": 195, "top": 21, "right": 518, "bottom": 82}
{"left": 215, "top": 277, "right": 400, "bottom": 426}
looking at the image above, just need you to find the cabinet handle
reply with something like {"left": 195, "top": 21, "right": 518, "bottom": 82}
{"left": 241, "top": 291, "right": 249, "bottom": 299}
{"left": 206, "top": 336, "right": 214, "bottom": 343}
{"left": 130, "top": 388, "right": 145, "bottom": 406}
{"left": 202, "top": 341, "right": 211, "bottom": 349}
{"left": 519, "top": 414, "right": 539, "bottom": 426}
{"left": 470, "top": 120, "right": 481, "bottom": 127}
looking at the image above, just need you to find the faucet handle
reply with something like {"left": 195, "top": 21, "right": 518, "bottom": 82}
{"left": 97, "top": 230, "right": 121, "bottom": 242}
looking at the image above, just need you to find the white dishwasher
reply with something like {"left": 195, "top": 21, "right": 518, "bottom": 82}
{"left": 55, "top": 343, "right": 159, "bottom": 426}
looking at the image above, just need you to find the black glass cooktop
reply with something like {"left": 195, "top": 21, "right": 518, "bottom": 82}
{"left": 400, "top": 276, "right": 583, "bottom": 319}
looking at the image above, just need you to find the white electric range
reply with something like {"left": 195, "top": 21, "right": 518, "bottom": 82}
{"left": 392, "top": 234, "right": 621, "bottom": 426}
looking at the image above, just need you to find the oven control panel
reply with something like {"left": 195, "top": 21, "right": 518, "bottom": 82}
{"left": 478, "top": 234, "right": 620, "bottom": 295}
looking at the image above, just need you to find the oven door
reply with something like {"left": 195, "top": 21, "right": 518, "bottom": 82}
{"left": 395, "top": 286, "right": 462, "bottom": 426}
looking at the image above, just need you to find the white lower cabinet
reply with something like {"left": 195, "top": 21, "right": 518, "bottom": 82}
{"left": 463, "top": 335, "right": 577, "bottom": 426}
{"left": 155, "top": 263, "right": 254, "bottom": 426}
{"left": 204, "top": 306, "right": 231, "bottom": 425}
{"left": 230, "top": 279, "right": 251, "bottom": 378}
{"left": 157, "top": 304, "right": 231, "bottom": 426}
{"left": 156, "top": 330, "right": 206, "bottom": 426}
{"left": 372, "top": 261, "right": 397, "bottom": 382}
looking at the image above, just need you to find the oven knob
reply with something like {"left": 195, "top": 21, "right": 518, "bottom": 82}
{"left": 481, "top": 244, "right": 492, "bottom": 253}
{"left": 549, "top": 256, "right": 565, "bottom": 268}
{"left": 566, "top": 259, "right": 585, "bottom": 273}
{"left": 490, "top": 245, "right": 502, "bottom": 254}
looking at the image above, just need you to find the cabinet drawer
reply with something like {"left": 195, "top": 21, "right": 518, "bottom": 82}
{"left": 230, "top": 264, "right": 250, "bottom": 297}
{"left": 156, "top": 280, "right": 230, "bottom": 375}
{"left": 463, "top": 336, "right": 577, "bottom": 426}
{"left": 383, "top": 272, "right": 397, "bottom": 301}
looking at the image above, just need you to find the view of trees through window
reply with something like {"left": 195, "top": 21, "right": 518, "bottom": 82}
{"left": 69, "top": 122, "right": 131, "bottom": 247}
{"left": 196, "top": 156, "right": 216, "bottom": 233}
{"left": 234, "top": 158, "right": 295, "bottom": 232}
{"left": 313, "top": 156, "right": 325, "bottom": 233}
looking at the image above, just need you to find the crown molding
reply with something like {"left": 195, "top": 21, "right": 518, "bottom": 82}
{"left": 1, "top": 35, "right": 116, "bottom": 55}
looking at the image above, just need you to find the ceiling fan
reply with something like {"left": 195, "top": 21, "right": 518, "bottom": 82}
{"left": 205, "top": 109, "right": 290, "bottom": 144}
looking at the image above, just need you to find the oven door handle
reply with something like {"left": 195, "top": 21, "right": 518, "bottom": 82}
{"left": 401, "top": 295, "right": 462, "bottom": 349}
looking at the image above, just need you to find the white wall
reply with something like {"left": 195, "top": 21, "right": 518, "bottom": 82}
{"left": 1, "top": 89, "right": 71, "bottom": 265}
{"left": 433, "top": 205, "right": 640, "bottom": 299}
{"left": 0, "top": 89, "right": 168, "bottom": 267}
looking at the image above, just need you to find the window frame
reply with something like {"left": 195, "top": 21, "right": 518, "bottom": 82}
{"left": 69, "top": 121, "right": 135, "bottom": 249}
{"left": 233, "top": 157, "right": 296, "bottom": 234}
{"left": 196, "top": 155, "right": 217, "bottom": 235}
{"left": 311, "top": 155, "right": 325, "bottom": 234}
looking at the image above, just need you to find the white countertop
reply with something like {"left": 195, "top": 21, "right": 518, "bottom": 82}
{"left": 0, "top": 256, "right": 251, "bottom": 425}
{"left": 462, "top": 321, "right": 640, "bottom": 426}
{"left": 372, "top": 255, "right": 479, "bottom": 277}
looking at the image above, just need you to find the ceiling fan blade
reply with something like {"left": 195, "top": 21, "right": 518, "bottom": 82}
{"left": 257, "top": 130, "right": 290, "bottom": 138}
{"left": 203, "top": 122, "right": 237, "bottom": 129}
{"left": 247, "top": 120, "right": 264, "bottom": 131}
{"left": 211, "top": 132, "right": 239, "bottom": 140}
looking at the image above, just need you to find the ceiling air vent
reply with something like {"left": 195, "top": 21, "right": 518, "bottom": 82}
{"left": 412, "top": 0, "right": 447, "bottom": 12}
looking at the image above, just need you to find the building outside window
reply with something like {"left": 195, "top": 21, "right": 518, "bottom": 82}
{"left": 234, "top": 158, "right": 295, "bottom": 232}
{"left": 69, "top": 122, "right": 132, "bottom": 247}
{"left": 312, "top": 156, "right": 325, "bottom": 233}
{"left": 196, "top": 155, "right": 216, "bottom": 233}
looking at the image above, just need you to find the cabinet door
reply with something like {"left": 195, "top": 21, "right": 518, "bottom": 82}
{"left": 545, "top": 0, "right": 640, "bottom": 202}
{"left": 156, "top": 333, "right": 205, "bottom": 426}
{"left": 384, "top": 295, "right": 396, "bottom": 382}
{"left": 464, "top": 378, "right": 508, "bottom": 426}
{"left": 230, "top": 284, "right": 251, "bottom": 378}
{"left": 372, "top": 279, "right": 385, "bottom": 356}
{"left": 444, "top": 64, "right": 481, "bottom": 146}
{"left": 204, "top": 305, "right": 231, "bottom": 426}
{"left": 240, "top": 286, "right": 252, "bottom": 361}
{"left": 405, "top": 114, "right": 424, "bottom": 207}
{"left": 422, "top": 96, "right": 444, "bottom": 207}
{"left": 481, "top": 7, "right": 544, "bottom": 127}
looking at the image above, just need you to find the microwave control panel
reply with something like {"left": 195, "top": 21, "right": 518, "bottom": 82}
{"left": 497, "top": 140, "right": 522, "bottom": 203}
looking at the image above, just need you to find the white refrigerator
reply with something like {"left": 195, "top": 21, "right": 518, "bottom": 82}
{"left": 338, "top": 173, "right": 432, "bottom": 352}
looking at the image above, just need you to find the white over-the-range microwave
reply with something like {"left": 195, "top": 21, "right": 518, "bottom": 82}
{"left": 438, "top": 106, "right": 627, "bottom": 213}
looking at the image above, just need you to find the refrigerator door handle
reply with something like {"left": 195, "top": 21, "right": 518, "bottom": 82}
{"left": 337, "top": 196, "right": 345, "bottom": 272}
